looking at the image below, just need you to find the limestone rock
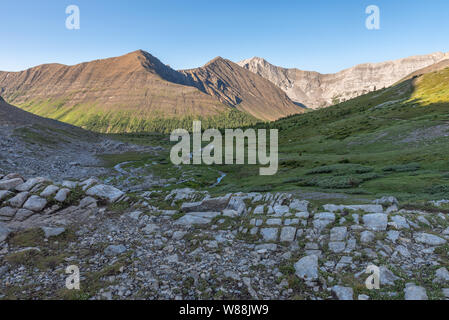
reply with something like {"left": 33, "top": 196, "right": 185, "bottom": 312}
{"left": 23, "top": 195, "right": 47, "bottom": 212}
{"left": 294, "top": 255, "right": 318, "bottom": 280}
{"left": 86, "top": 184, "right": 124, "bottom": 203}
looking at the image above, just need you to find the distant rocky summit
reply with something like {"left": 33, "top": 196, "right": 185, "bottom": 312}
{"left": 238, "top": 52, "right": 449, "bottom": 109}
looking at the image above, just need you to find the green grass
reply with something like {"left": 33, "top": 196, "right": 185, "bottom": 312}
{"left": 89, "top": 66, "right": 449, "bottom": 203}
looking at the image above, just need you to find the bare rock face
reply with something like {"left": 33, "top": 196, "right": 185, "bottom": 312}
{"left": 238, "top": 52, "right": 449, "bottom": 109}
{"left": 180, "top": 57, "right": 303, "bottom": 121}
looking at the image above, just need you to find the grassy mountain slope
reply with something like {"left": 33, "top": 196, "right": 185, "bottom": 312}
{"left": 202, "top": 63, "right": 449, "bottom": 202}
{"left": 0, "top": 50, "right": 259, "bottom": 133}
{"left": 0, "top": 50, "right": 304, "bottom": 133}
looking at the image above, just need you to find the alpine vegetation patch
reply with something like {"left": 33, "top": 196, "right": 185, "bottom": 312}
{"left": 170, "top": 121, "right": 278, "bottom": 175}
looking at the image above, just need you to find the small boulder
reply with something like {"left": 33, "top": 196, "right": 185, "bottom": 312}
{"left": 0, "top": 223, "right": 11, "bottom": 242}
{"left": 294, "top": 255, "right": 318, "bottom": 280}
{"left": 0, "top": 178, "right": 24, "bottom": 190}
{"left": 404, "top": 284, "right": 428, "bottom": 300}
{"left": 7, "top": 192, "right": 29, "bottom": 208}
{"left": 41, "top": 227, "right": 66, "bottom": 238}
{"left": 332, "top": 286, "right": 354, "bottom": 300}
{"left": 23, "top": 195, "right": 47, "bottom": 212}
{"left": 86, "top": 184, "right": 124, "bottom": 203}
{"left": 40, "top": 185, "right": 59, "bottom": 197}
{"left": 104, "top": 244, "right": 127, "bottom": 256}
{"left": 54, "top": 188, "right": 70, "bottom": 202}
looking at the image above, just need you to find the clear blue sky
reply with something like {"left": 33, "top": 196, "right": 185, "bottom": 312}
{"left": 1, "top": 0, "right": 448, "bottom": 73}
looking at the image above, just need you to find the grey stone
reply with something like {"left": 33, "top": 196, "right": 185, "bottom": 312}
{"left": 54, "top": 188, "right": 70, "bottom": 202}
{"left": 104, "top": 245, "right": 127, "bottom": 256}
{"left": 253, "top": 205, "right": 264, "bottom": 214}
{"left": 222, "top": 209, "right": 238, "bottom": 217}
{"left": 40, "top": 185, "right": 59, "bottom": 197}
{"left": 360, "top": 230, "right": 375, "bottom": 243}
{"left": 390, "top": 215, "right": 410, "bottom": 229}
{"left": 86, "top": 184, "right": 124, "bottom": 203}
{"left": 174, "top": 215, "right": 211, "bottom": 226}
{"left": 79, "top": 178, "right": 99, "bottom": 190}
{"left": 227, "top": 196, "right": 246, "bottom": 215}
{"left": 443, "top": 288, "right": 449, "bottom": 298}
{"left": 404, "top": 284, "right": 428, "bottom": 300}
{"left": 23, "top": 195, "right": 47, "bottom": 212}
{"left": 324, "top": 204, "right": 383, "bottom": 213}
{"left": 284, "top": 218, "right": 299, "bottom": 226}
{"left": 260, "top": 228, "right": 278, "bottom": 241}
{"left": 128, "top": 211, "right": 142, "bottom": 220}
{"left": 187, "top": 211, "right": 221, "bottom": 219}
{"left": 414, "top": 233, "right": 446, "bottom": 246}
{"left": 330, "top": 226, "right": 347, "bottom": 241}
{"left": 0, "top": 206, "right": 17, "bottom": 218}
{"left": 434, "top": 267, "right": 449, "bottom": 283}
{"left": 363, "top": 213, "right": 388, "bottom": 231}
{"left": 0, "top": 223, "right": 11, "bottom": 242}
{"left": 332, "top": 285, "right": 354, "bottom": 300}
{"left": 294, "top": 255, "right": 318, "bottom": 280}
{"left": 289, "top": 199, "right": 309, "bottom": 212}
{"left": 329, "top": 241, "right": 346, "bottom": 253}
{"left": 280, "top": 227, "right": 296, "bottom": 242}
{"left": 14, "top": 209, "right": 34, "bottom": 221}
{"left": 266, "top": 218, "right": 282, "bottom": 226}
{"left": 373, "top": 196, "right": 399, "bottom": 206}
{"left": 255, "top": 243, "right": 277, "bottom": 251}
{"left": 0, "top": 178, "right": 24, "bottom": 190}
{"left": 273, "top": 205, "right": 290, "bottom": 215}
{"left": 182, "top": 195, "right": 230, "bottom": 213}
{"left": 62, "top": 180, "right": 78, "bottom": 189}
{"left": 7, "top": 192, "right": 29, "bottom": 208}
{"left": 295, "top": 212, "right": 309, "bottom": 219}
{"left": 380, "top": 266, "right": 400, "bottom": 286}
{"left": 0, "top": 190, "right": 13, "bottom": 201}
{"left": 79, "top": 196, "right": 97, "bottom": 208}
{"left": 395, "top": 245, "right": 410, "bottom": 258}
{"left": 387, "top": 230, "right": 400, "bottom": 242}
{"left": 142, "top": 224, "right": 160, "bottom": 234}
{"left": 41, "top": 227, "right": 66, "bottom": 238}
{"left": 16, "top": 177, "right": 48, "bottom": 192}
{"left": 172, "top": 231, "right": 187, "bottom": 240}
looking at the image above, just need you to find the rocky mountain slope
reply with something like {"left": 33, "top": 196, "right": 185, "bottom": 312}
{"left": 238, "top": 52, "right": 449, "bottom": 109}
{"left": 0, "top": 96, "right": 155, "bottom": 180}
{"left": 0, "top": 50, "right": 302, "bottom": 133}
{"left": 181, "top": 57, "right": 302, "bottom": 121}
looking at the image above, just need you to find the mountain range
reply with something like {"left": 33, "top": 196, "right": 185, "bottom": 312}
{"left": 1, "top": 50, "right": 449, "bottom": 133}
{"left": 0, "top": 50, "right": 301, "bottom": 133}
{"left": 238, "top": 52, "right": 449, "bottom": 109}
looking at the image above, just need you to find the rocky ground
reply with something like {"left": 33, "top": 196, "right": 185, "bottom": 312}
{"left": 1, "top": 173, "right": 449, "bottom": 300}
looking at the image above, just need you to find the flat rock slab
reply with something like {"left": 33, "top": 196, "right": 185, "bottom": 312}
{"left": 332, "top": 286, "right": 354, "bottom": 300}
{"left": 294, "top": 255, "right": 318, "bottom": 280}
{"left": 41, "top": 227, "right": 66, "bottom": 238}
{"left": 414, "top": 233, "right": 447, "bottom": 246}
{"left": 0, "top": 223, "right": 11, "bottom": 242}
{"left": 7, "top": 192, "right": 29, "bottom": 208}
{"left": 23, "top": 195, "right": 47, "bottom": 212}
{"left": 104, "top": 245, "right": 127, "bottom": 256}
{"left": 40, "top": 185, "right": 59, "bottom": 197}
{"left": 404, "top": 284, "right": 428, "bottom": 300}
{"left": 324, "top": 204, "right": 383, "bottom": 213}
{"left": 86, "top": 184, "right": 124, "bottom": 203}
{"left": 363, "top": 213, "right": 388, "bottom": 231}
{"left": 174, "top": 215, "right": 211, "bottom": 226}
{"left": 16, "top": 177, "right": 48, "bottom": 192}
{"left": 0, "top": 178, "right": 24, "bottom": 190}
